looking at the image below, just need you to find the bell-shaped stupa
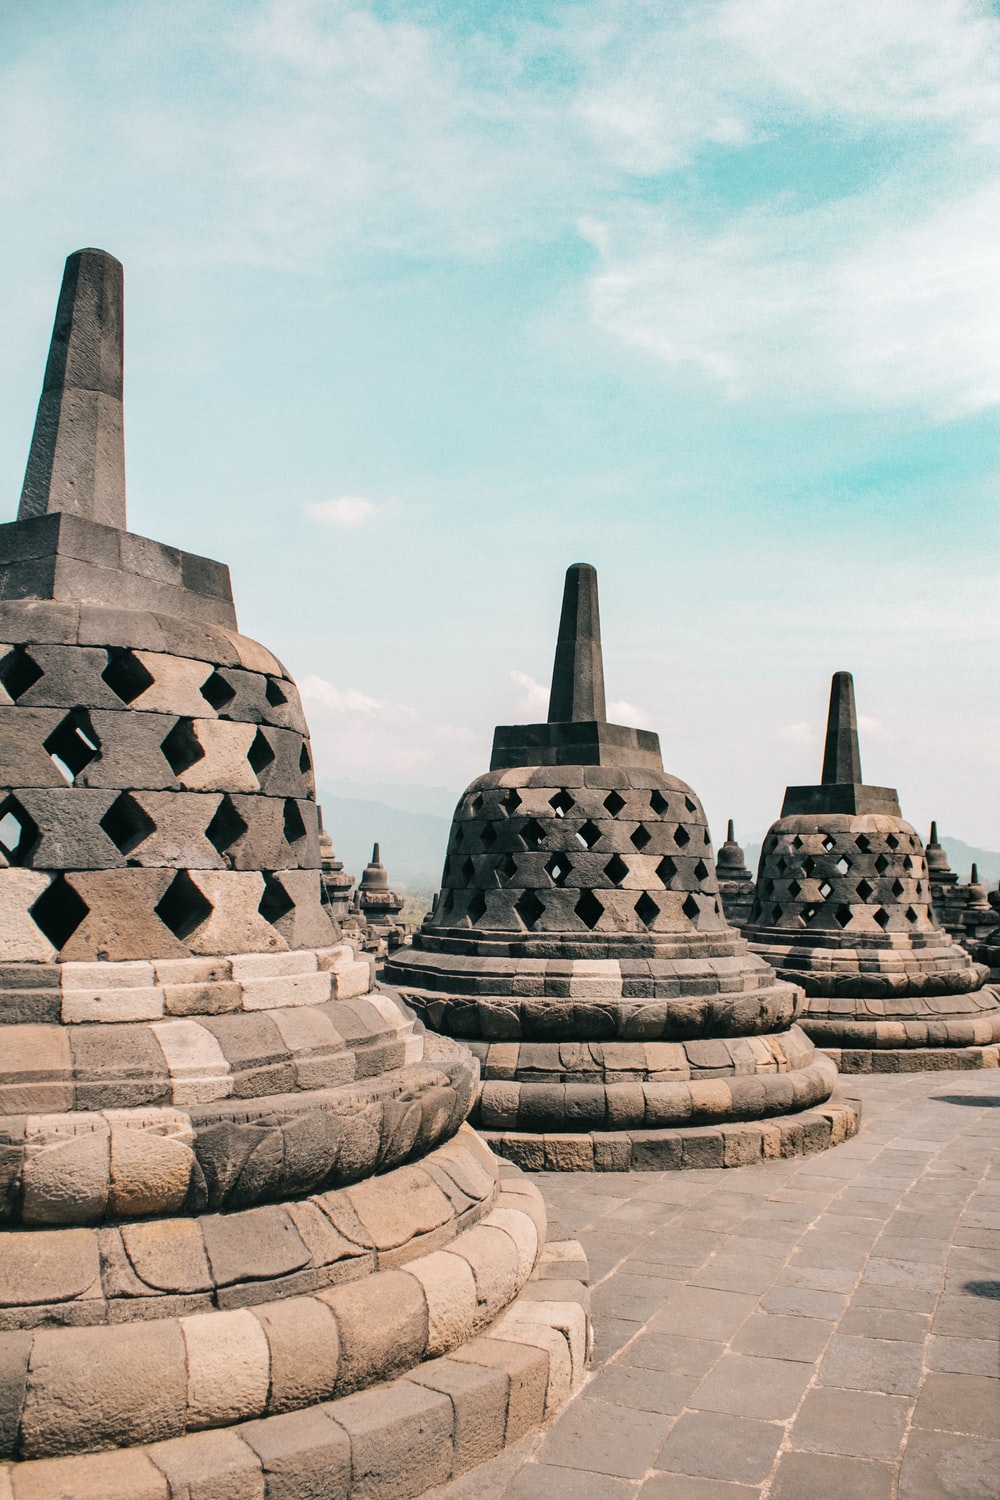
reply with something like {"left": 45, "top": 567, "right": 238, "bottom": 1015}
{"left": 387, "top": 565, "right": 858, "bottom": 1171}
{"left": 715, "top": 819, "right": 756, "bottom": 926}
{"left": 743, "top": 672, "right": 1000, "bottom": 1071}
{"left": 0, "top": 251, "right": 587, "bottom": 1496}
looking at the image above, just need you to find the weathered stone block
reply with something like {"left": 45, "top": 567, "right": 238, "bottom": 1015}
{"left": 329, "top": 1380, "right": 453, "bottom": 1499}
{"left": 181, "top": 1308, "right": 271, "bottom": 1429}
{"left": 319, "top": 1270, "right": 428, "bottom": 1393}
{"left": 147, "top": 1428, "right": 264, "bottom": 1500}
{"left": 253, "top": 1297, "right": 340, "bottom": 1413}
{"left": 240, "top": 1406, "right": 351, "bottom": 1500}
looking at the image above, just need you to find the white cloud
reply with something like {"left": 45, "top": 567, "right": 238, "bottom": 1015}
{"left": 509, "top": 670, "right": 549, "bottom": 718}
{"left": 298, "top": 672, "right": 484, "bottom": 783}
{"left": 858, "top": 714, "right": 885, "bottom": 738}
{"left": 777, "top": 721, "right": 818, "bottom": 746}
{"left": 609, "top": 698, "right": 654, "bottom": 729}
{"left": 306, "top": 495, "right": 379, "bottom": 528}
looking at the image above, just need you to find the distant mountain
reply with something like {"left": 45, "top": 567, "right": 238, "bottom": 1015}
{"left": 316, "top": 788, "right": 451, "bottom": 892}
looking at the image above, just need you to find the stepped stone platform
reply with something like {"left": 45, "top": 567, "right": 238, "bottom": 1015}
{"left": 0, "top": 249, "right": 588, "bottom": 1498}
{"left": 388, "top": 565, "right": 858, "bottom": 1167}
{"left": 743, "top": 673, "right": 1000, "bottom": 1074}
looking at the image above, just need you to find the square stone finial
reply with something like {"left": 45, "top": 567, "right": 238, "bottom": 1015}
{"left": 18, "top": 249, "right": 126, "bottom": 531}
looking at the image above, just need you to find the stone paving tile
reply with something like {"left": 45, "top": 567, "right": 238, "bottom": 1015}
{"left": 431, "top": 1071, "right": 1000, "bottom": 1500}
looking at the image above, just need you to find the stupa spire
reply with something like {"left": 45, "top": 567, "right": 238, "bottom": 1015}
{"left": 821, "top": 670, "right": 862, "bottom": 785}
{"left": 18, "top": 248, "right": 126, "bottom": 529}
{"left": 547, "top": 562, "right": 606, "bottom": 723}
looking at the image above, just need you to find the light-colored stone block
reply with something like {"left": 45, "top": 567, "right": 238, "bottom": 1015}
{"left": 181, "top": 1308, "right": 271, "bottom": 1429}
{"left": 230, "top": 951, "right": 318, "bottom": 982}
{"left": 240, "top": 973, "right": 332, "bottom": 1011}
{"left": 61, "top": 984, "right": 165, "bottom": 1024}
{"left": 482, "top": 1206, "right": 539, "bottom": 1285}
{"left": 406, "top": 1250, "right": 478, "bottom": 1357}
{"left": 151, "top": 1019, "right": 231, "bottom": 1105}
{"left": 183, "top": 872, "right": 287, "bottom": 956}
{"left": 147, "top": 1428, "right": 264, "bottom": 1500}
{"left": 178, "top": 719, "right": 259, "bottom": 793}
{"left": 330, "top": 963, "right": 374, "bottom": 1002}
{"left": 0, "top": 872, "right": 55, "bottom": 962}
{"left": 108, "top": 1122, "right": 195, "bottom": 1217}
{"left": 22, "top": 1122, "right": 110, "bottom": 1225}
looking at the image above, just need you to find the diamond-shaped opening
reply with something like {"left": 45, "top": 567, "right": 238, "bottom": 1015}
{"left": 265, "top": 676, "right": 287, "bottom": 707}
{"left": 99, "top": 792, "right": 156, "bottom": 857}
{"left": 635, "top": 892, "right": 659, "bottom": 926}
{"left": 886, "top": 834, "right": 899, "bottom": 849}
{"left": 604, "top": 790, "right": 626, "bottom": 816}
{"left": 694, "top": 859, "right": 709, "bottom": 882}
{"left": 802, "top": 856, "right": 816, "bottom": 877}
{"left": 466, "top": 889, "right": 487, "bottom": 924}
{"left": 763, "top": 878, "right": 775, "bottom": 896}
{"left": 916, "top": 880, "right": 924, "bottom": 895}
{"left": 470, "top": 792, "right": 484, "bottom": 816}
{"left": 788, "top": 879, "right": 802, "bottom": 899}
{"left": 299, "top": 743, "right": 312, "bottom": 774}
{"left": 44, "top": 711, "right": 100, "bottom": 783}
{"left": 891, "top": 878, "right": 905, "bottom": 898}
{"left": 771, "top": 904, "right": 783, "bottom": 922}
{"left": 906, "top": 905, "right": 919, "bottom": 923}
{"left": 461, "top": 855, "right": 476, "bottom": 884}
{"left": 452, "top": 823, "right": 465, "bottom": 848}
{"left": 205, "top": 794, "right": 248, "bottom": 857}
{"left": 283, "top": 798, "right": 307, "bottom": 844}
{"left": 481, "top": 822, "right": 498, "bottom": 849}
{"left": 155, "top": 870, "right": 212, "bottom": 940}
{"left": 904, "top": 855, "right": 914, "bottom": 870}
{"left": 834, "top": 904, "right": 852, "bottom": 928}
{"left": 550, "top": 790, "right": 574, "bottom": 818}
{"left": 439, "top": 889, "right": 455, "bottom": 916}
{"left": 497, "top": 852, "right": 518, "bottom": 884}
{"left": 684, "top": 796, "right": 697, "bottom": 813}
{"left": 776, "top": 856, "right": 788, "bottom": 874}
{"left": 874, "top": 853, "right": 890, "bottom": 874}
{"left": 29, "top": 874, "right": 88, "bottom": 949}
{"left": 649, "top": 789, "right": 669, "bottom": 816}
{"left": 856, "top": 879, "right": 874, "bottom": 902}
{"left": 873, "top": 906, "right": 891, "bottom": 929}
{"left": 631, "top": 824, "right": 652, "bottom": 851}
{"left": 819, "top": 881, "right": 833, "bottom": 899}
{"left": 0, "top": 646, "right": 43, "bottom": 701}
{"left": 604, "top": 854, "right": 629, "bottom": 886}
{"left": 249, "top": 729, "right": 276, "bottom": 774}
{"left": 200, "top": 670, "right": 236, "bottom": 711}
{"left": 836, "top": 855, "right": 851, "bottom": 874}
{"left": 520, "top": 817, "right": 546, "bottom": 850}
{"left": 101, "top": 648, "right": 153, "bottom": 704}
{"left": 515, "top": 889, "right": 545, "bottom": 929}
{"left": 801, "top": 904, "right": 818, "bottom": 923}
{"left": 855, "top": 834, "right": 871, "bottom": 852}
{"left": 791, "top": 835, "right": 803, "bottom": 850}
{"left": 657, "top": 855, "right": 677, "bottom": 885}
{"left": 0, "top": 794, "right": 40, "bottom": 865}
{"left": 545, "top": 853, "right": 572, "bottom": 886}
{"left": 674, "top": 825, "right": 691, "bottom": 848}
{"left": 259, "top": 872, "right": 295, "bottom": 925}
{"left": 682, "top": 893, "right": 700, "bottom": 924}
{"left": 576, "top": 819, "right": 601, "bottom": 850}
{"left": 161, "top": 718, "right": 205, "bottom": 776}
{"left": 501, "top": 788, "right": 522, "bottom": 816}
{"left": 575, "top": 888, "right": 604, "bottom": 929}
{"left": 822, "top": 835, "right": 836, "bottom": 852}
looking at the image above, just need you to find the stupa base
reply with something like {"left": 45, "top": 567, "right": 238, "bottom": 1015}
{"left": 822, "top": 1044, "right": 1000, "bottom": 1074}
{"left": 482, "top": 1091, "right": 861, "bottom": 1172}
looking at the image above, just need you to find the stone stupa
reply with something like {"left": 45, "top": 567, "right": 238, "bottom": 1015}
{"left": 743, "top": 671, "right": 1000, "bottom": 1071}
{"left": 0, "top": 250, "right": 587, "bottom": 1497}
{"left": 715, "top": 819, "right": 756, "bottom": 927}
{"left": 387, "top": 564, "right": 858, "bottom": 1171}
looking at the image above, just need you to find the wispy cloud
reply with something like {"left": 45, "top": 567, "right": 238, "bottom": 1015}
{"left": 777, "top": 721, "right": 818, "bottom": 746}
{"left": 306, "top": 495, "right": 379, "bottom": 528}
{"left": 509, "top": 670, "right": 549, "bottom": 718}
{"left": 299, "top": 672, "right": 484, "bottom": 781}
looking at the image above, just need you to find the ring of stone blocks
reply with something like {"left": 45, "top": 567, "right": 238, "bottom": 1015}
{"left": 395, "top": 977, "right": 803, "bottom": 1039}
{"left": 469, "top": 1026, "right": 817, "bottom": 1080}
{"left": 800, "top": 1013, "right": 1000, "bottom": 1048}
{"left": 798, "top": 987, "right": 1000, "bottom": 1018}
{"left": 0, "top": 1034, "right": 478, "bottom": 1225}
{"left": 483, "top": 1091, "right": 861, "bottom": 1172}
{"left": 0, "top": 1171, "right": 559, "bottom": 1460}
{"left": 0, "top": 1250, "right": 588, "bottom": 1498}
{"left": 0, "top": 1125, "right": 505, "bottom": 1327}
{"left": 430, "top": 766, "right": 732, "bottom": 938}
{"left": 748, "top": 816, "right": 942, "bottom": 937}
{"left": 748, "top": 949, "right": 989, "bottom": 998}
{"left": 822, "top": 1043, "right": 1000, "bottom": 1073}
{"left": 474, "top": 1049, "right": 838, "bottom": 1132}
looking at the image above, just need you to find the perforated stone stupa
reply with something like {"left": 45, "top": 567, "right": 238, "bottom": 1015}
{"left": 743, "top": 671, "right": 1000, "bottom": 1072}
{"left": 387, "top": 564, "right": 858, "bottom": 1171}
{"left": 0, "top": 250, "right": 588, "bottom": 1498}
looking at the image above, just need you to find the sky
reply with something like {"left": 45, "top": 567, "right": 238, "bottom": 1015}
{"left": 1, "top": 0, "right": 998, "bottom": 851}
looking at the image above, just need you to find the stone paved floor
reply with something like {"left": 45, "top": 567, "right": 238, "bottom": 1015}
{"left": 432, "top": 1071, "right": 1000, "bottom": 1500}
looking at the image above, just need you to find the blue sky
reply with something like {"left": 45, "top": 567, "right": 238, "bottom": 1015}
{"left": 1, "top": 0, "right": 998, "bottom": 850}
